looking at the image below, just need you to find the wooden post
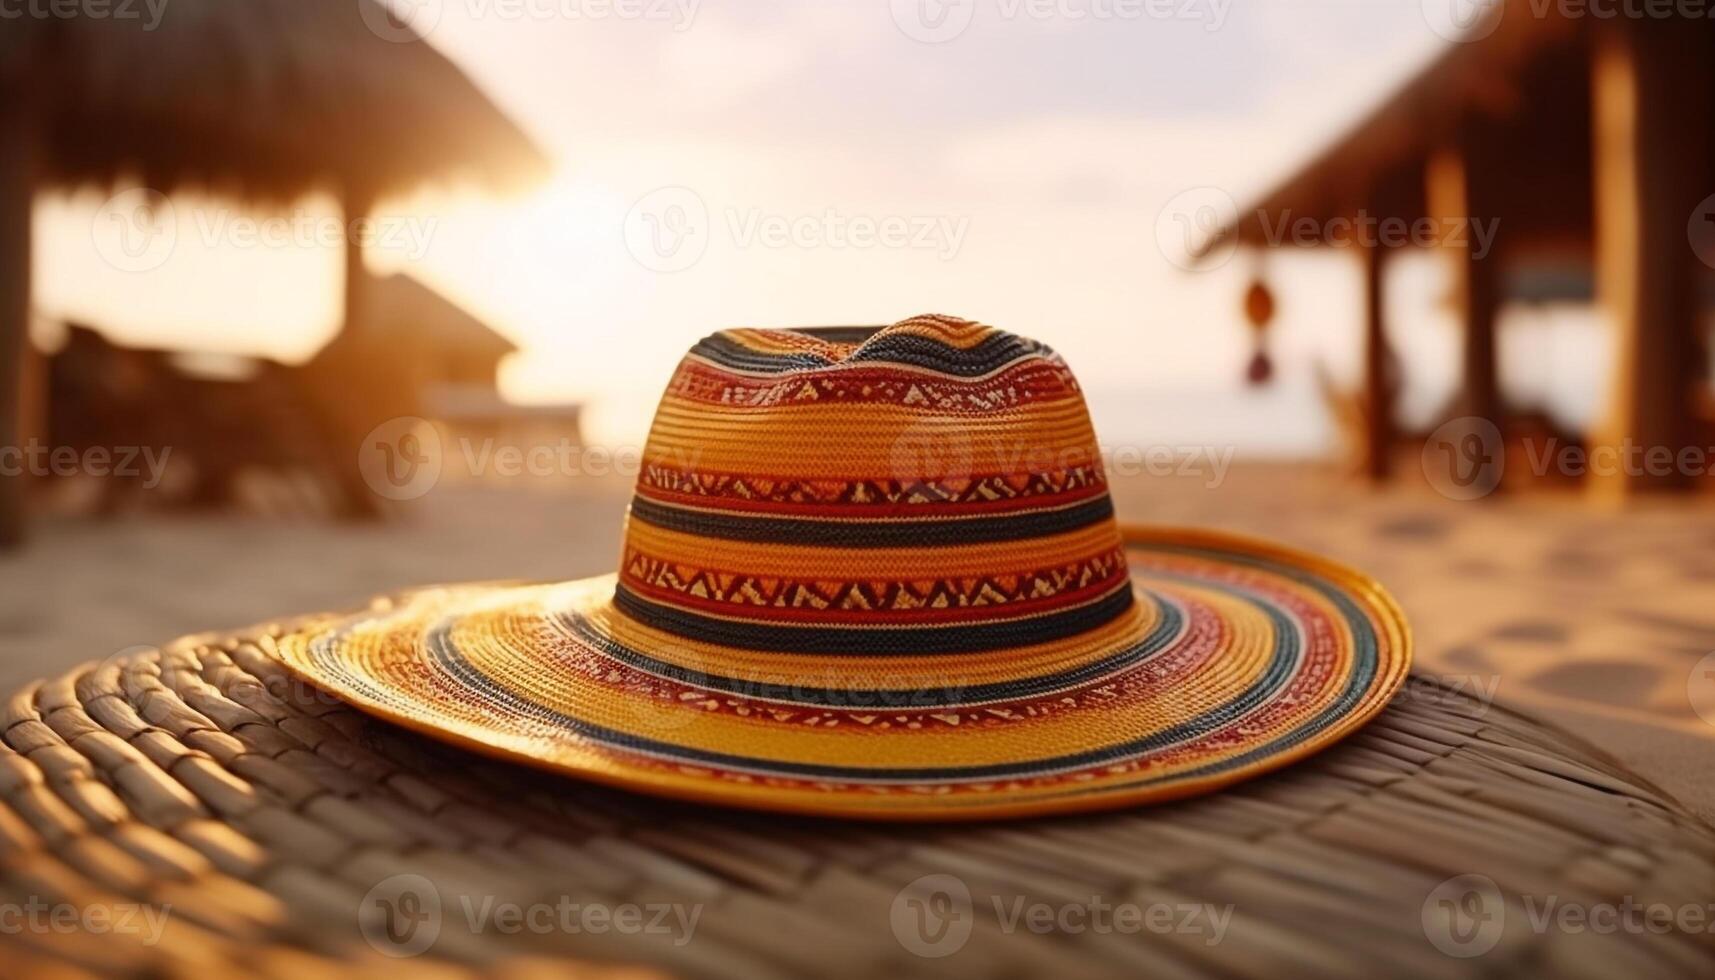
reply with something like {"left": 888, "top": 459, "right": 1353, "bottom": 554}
{"left": 1361, "top": 233, "right": 1393, "bottom": 482}
{"left": 0, "top": 103, "right": 35, "bottom": 548}
{"left": 1589, "top": 22, "right": 1707, "bottom": 497}
{"left": 342, "top": 190, "right": 375, "bottom": 337}
{"left": 1427, "top": 141, "right": 1501, "bottom": 429}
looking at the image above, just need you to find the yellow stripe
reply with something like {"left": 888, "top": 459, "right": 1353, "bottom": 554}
{"left": 439, "top": 575, "right": 1157, "bottom": 691}
{"left": 450, "top": 578, "right": 1284, "bottom": 768}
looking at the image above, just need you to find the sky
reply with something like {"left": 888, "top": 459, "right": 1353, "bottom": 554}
{"left": 28, "top": 0, "right": 1613, "bottom": 452}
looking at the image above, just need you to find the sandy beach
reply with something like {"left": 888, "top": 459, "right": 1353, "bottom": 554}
{"left": 4, "top": 463, "right": 1712, "bottom": 822}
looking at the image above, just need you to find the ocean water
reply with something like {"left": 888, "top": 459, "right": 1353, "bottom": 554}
{"left": 1084, "top": 380, "right": 1334, "bottom": 459}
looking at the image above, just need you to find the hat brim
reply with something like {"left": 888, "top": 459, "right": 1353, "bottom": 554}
{"left": 269, "top": 526, "right": 1410, "bottom": 821}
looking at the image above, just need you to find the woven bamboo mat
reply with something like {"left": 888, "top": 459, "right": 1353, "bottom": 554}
{"left": 1, "top": 618, "right": 1712, "bottom": 979}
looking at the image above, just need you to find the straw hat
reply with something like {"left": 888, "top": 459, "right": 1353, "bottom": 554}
{"left": 270, "top": 315, "right": 1410, "bottom": 820}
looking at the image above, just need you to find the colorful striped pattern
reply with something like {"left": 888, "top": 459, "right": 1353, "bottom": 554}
{"left": 623, "top": 315, "right": 1129, "bottom": 656}
{"left": 268, "top": 316, "right": 1411, "bottom": 819}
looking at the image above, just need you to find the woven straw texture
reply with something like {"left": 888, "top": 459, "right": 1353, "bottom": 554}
{"left": 1, "top": 624, "right": 1711, "bottom": 978}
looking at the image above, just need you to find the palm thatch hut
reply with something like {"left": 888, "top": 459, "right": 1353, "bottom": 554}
{"left": 0, "top": 0, "right": 549, "bottom": 544}
{"left": 1204, "top": 9, "right": 1713, "bottom": 498}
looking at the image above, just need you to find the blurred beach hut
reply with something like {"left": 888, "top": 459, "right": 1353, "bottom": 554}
{"left": 0, "top": 0, "right": 549, "bottom": 544}
{"left": 328, "top": 271, "right": 520, "bottom": 401}
{"left": 1205, "top": 9, "right": 1712, "bottom": 497}
{"left": 305, "top": 272, "right": 582, "bottom": 474}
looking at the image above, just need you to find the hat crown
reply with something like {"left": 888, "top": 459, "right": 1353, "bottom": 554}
{"left": 617, "top": 314, "right": 1130, "bottom": 655}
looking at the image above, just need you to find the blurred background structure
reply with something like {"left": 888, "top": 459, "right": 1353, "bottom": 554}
{"left": 1215, "top": 12, "right": 1715, "bottom": 498}
{"left": 0, "top": 0, "right": 547, "bottom": 543}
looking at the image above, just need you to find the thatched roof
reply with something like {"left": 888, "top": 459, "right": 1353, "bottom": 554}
{"left": 1204, "top": 10, "right": 1579, "bottom": 255}
{"left": 361, "top": 271, "right": 516, "bottom": 359}
{"left": 4, "top": 0, "right": 548, "bottom": 202}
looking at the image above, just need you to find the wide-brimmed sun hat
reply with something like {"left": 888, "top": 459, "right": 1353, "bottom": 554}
{"left": 270, "top": 314, "right": 1410, "bottom": 820}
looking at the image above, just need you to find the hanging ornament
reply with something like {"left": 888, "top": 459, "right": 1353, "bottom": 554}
{"left": 1242, "top": 276, "right": 1276, "bottom": 388}
{"left": 1246, "top": 349, "right": 1274, "bottom": 385}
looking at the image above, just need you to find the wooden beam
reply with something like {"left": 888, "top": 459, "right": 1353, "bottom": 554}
{"left": 1426, "top": 138, "right": 1501, "bottom": 430}
{"left": 1589, "top": 22, "right": 1708, "bottom": 497}
{"left": 342, "top": 191, "right": 375, "bottom": 337}
{"left": 1361, "top": 235, "right": 1393, "bottom": 482}
{"left": 0, "top": 103, "right": 34, "bottom": 548}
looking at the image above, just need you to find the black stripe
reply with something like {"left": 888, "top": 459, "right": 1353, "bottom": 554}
{"left": 611, "top": 582, "right": 1136, "bottom": 655}
{"left": 628, "top": 495, "right": 1115, "bottom": 547}
{"left": 551, "top": 591, "right": 1182, "bottom": 707}
{"left": 689, "top": 329, "right": 1052, "bottom": 377}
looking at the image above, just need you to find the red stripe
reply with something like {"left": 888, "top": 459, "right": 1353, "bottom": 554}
{"left": 667, "top": 358, "right": 1084, "bottom": 409}
{"left": 616, "top": 566, "right": 1133, "bottom": 627}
